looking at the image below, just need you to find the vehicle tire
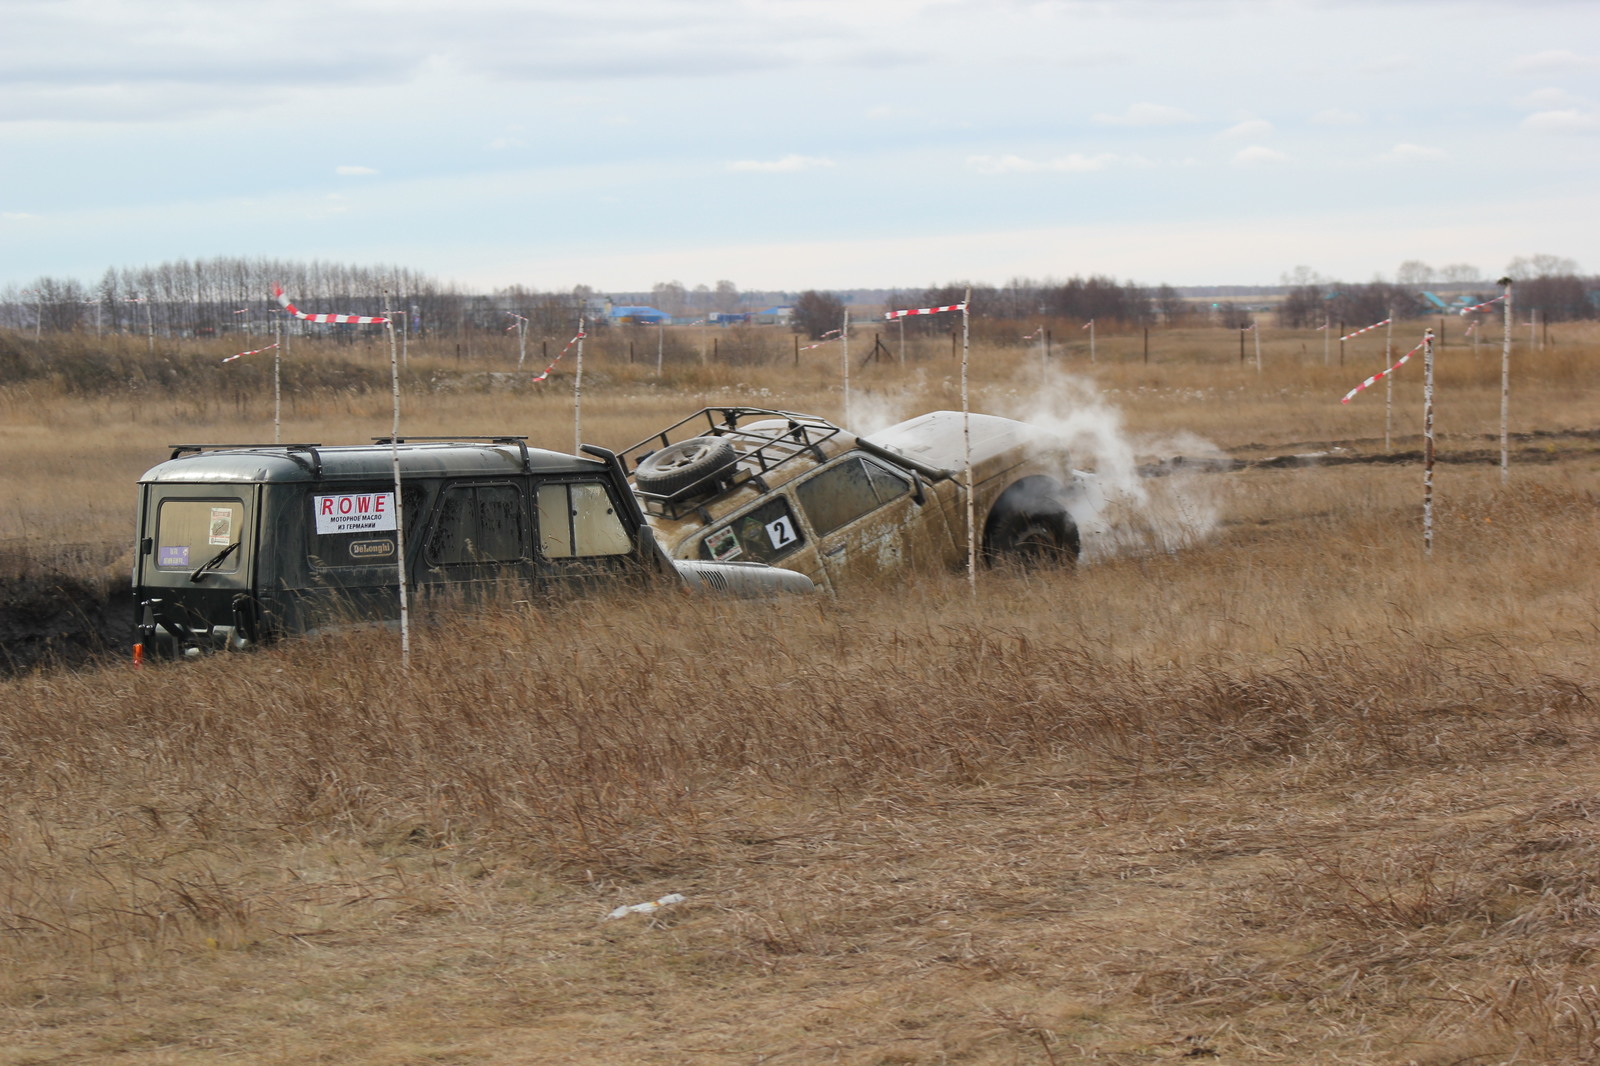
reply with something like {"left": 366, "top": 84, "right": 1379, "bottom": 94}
{"left": 633, "top": 436, "right": 738, "bottom": 499}
{"left": 986, "top": 508, "right": 1078, "bottom": 567}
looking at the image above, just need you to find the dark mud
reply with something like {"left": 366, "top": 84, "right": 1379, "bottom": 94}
{"left": 0, "top": 572, "right": 135, "bottom": 676}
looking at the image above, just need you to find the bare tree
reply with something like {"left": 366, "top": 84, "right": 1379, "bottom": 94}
{"left": 792, "top": 290, "right": 845, "bottom": 340}
{"left": 1395, "top": 260, "right": 1434, "bottom": 287}
{"left": 1506, "top": 253, "right": 1581, "bottom": 279}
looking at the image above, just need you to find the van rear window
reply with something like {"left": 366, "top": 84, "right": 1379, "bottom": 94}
{"left": 155, "top": 499, "right": 244, "bottom": 571}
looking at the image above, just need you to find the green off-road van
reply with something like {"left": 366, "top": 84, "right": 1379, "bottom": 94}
{"left": 133, "top": 436, "right": 812, "bottom": 659}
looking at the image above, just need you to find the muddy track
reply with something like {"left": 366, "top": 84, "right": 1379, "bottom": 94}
{"left": 1142, "top": 426, "right": 1600, "bottom": 478}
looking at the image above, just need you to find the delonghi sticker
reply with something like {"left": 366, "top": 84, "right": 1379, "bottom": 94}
{"left": 158, "top": 545, "right": 190, "bottom": 567}
{"left": 314, "top": 492, "right": 398, "bottom": 535}
{"left": 348, "top": 538, "right": 396, "bottom": 560}
{"left": 208, "top": 507, "right": 233, "bottom": 546}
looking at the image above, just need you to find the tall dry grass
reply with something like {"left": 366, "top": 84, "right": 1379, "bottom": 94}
{"left": 0, "top": 323, "right": 1597, "bottom": 1063}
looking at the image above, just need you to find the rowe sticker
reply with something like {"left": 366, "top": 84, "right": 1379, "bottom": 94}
{"left": 314, "top": 492, "right": 397, "bottom": 535}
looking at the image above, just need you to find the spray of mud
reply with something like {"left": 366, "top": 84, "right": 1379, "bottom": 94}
{"left": 843, "top": 366, "right": 1226, "bottom": 563}
{"left": 998, "top": 369, "right": 1229, "bottom": 562}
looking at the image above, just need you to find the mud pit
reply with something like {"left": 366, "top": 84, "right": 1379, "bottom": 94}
{"left": 0, "top": 570, "right": 135, "bottom": 675}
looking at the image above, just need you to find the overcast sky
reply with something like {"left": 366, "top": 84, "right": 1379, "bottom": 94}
{"left": 2, "top": 0, "right": 1596, "bottom": 293}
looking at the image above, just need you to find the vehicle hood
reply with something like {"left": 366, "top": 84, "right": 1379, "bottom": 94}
{"left": 859, "top": 411, "right": 1068, "bottom": 479}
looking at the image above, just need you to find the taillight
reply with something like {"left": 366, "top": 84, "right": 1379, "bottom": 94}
{"left": 132, "top": 643, "right": 144, "bottom": 668}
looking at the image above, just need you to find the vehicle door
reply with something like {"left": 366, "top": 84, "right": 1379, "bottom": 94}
{"left": 135, "top": 484, "right": 258, "bottom": 639}
{"left": 792, "top": 452, "right": 941, "bottom": 586}
{"left": 688, "top": 493, "right": 828, "bottom": 590}
{"left": 534, "top": 477, "right": 646, "bottom": 591}
{"left": 417, "top": 480, "right": 536, "bottom": 605}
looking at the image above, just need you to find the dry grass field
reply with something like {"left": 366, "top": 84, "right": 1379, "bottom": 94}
{"left": 0, "top": 321, "right": 1597, "bottom": 1064}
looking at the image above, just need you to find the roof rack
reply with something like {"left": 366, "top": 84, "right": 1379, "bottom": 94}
{"left": 370, "top": 435, "right": 534, "bottom": 473}
{"left": 167, "top": 442, "right": 326, "bottom": 476}
{"left": 617, "top": 407, "right": 845, "bottom": 519}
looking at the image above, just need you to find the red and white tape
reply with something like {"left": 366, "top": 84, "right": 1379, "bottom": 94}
{"left": 884, "top": 302, "right": 966, "bottom": 320}
{"left": 800, "top": 328, "right": 842, "bottom": 351}
{"left": 1021, "top": 327, "right": 1042, "bottom": 341}
{"left": 531, "top": 331, "right": 587, "bottom": 382}
{"left": 505, "top": 312, "right": 528, "bottom": 332}
{"left": 273, "top": 284, "right": 389, "bottom": 325}
{"left": 1082, "top": 319, "right": 1094, "bottom": 330}
{"left": 1458, "top": 295, "right": 1504, "bottom": 316}
{"left": 1339, "top": 318, "right": 1391, "bottom": 342}
{"left": 1340, "top": 332, "right": 1431, "bottom": 405}
{"left": 221, "top": 342, "right": 280, "bottom": 363}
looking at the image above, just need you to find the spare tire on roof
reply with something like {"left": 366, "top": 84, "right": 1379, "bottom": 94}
{"left": 633, "top": 436, "right": 738, "bottom": 499}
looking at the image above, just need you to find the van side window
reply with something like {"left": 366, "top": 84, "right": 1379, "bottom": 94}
{"left": 537, "top": 482, "right": 633, "bottom": 558}
{"left": 795, "top": 456, "right": 910, "bottom": 536}
{"left": 699, "top": 496, "right": 804, "bottom": 563}
{"left": 427, "top": 483, "right": 528, "bottom": 565}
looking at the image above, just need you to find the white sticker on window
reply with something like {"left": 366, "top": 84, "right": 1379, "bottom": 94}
{"left": 765, "top": 514, "right": 798, "bottom": 550}
{"left": 208, "top": 507, "right": 233, "bottom": 546}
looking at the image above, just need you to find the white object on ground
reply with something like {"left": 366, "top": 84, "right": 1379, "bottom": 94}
{"left": 606, "top": 894, "right": 687, "bottom": 921}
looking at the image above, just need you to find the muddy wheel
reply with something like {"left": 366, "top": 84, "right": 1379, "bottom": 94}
{"left": 986, "top": 509, "right": 1078, "bottom": 567}
{"left": 633, "top": 437, "right": 738, "bottom": 499}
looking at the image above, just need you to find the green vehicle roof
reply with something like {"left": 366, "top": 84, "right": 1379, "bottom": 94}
{"left": 139, "top": 441, "right": 606, "bottom": 485}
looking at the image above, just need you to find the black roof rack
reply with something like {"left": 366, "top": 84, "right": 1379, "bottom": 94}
{"left": 370, "top": 435, "right": 534, "bottom": 473}
{"left": 167, "top": 442, "right": 326, "bottom": 476}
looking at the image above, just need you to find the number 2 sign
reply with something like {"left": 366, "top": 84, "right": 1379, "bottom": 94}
{"left": 765, "top": 515, "right": 798, "bottom": 550}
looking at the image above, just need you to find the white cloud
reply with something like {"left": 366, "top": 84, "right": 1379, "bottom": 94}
{"left": 1522, "top": 109, "right": 1600, "bottom": 134}
{"left": 335, "top": 165, "right": 378, "bottom": 176}
{"left": 966, "top": 152, "right": 1134, "bottom": 174}
{"left": 1233, "top": 146, "right": 1287, "bottom": 166}
{"left": 1218, "top": 119, "right": 1273, "bottom": 140}
{"left": 1517, "top": 87, "right": 1585, "bottom": 109}
{"left": 1382, "top": 143, "right": 1445, "bottom": 162}
{"left": 727, "top": 154, "right": 837, "bottom": 172}
{"left": 1361, "top": 55, "right": 1412, "bottom": 74}
{"left": 1091, "top": 102, "right": 1197, "bottom": 127}
{"left": 1510, "top": 50, "right": 1600, "bottom": 74}
{"left": 1312, "top": 108, "right": 1362, "bottom": 126}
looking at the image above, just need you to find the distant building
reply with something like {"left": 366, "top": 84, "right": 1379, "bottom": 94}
{"left": 751, "top": 306, "right": 794, "bottom": 326}
{"left": 609, "top": 305, "right": 672, "bottom": 326}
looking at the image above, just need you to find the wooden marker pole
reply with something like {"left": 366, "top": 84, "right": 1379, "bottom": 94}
{"left": 1383, "top": 310, "right": 1394, "bottom": 452}
{"left": 1422, "top": 328, "right": 1436, "bottom": 558}
{"left": 1500, "top": 277, "right": 1513, "bottom": 483}
{"left": 841, "top": 308, "right": 851, "bottom": 428}
{"left": 961, "top": 290, "right": 975, "bottom": 597}
{"left": 573, "top": 315, "right": 585, "bottom": 455}
{"left": 386, "top": 310, "right": 410, "bottom": 670}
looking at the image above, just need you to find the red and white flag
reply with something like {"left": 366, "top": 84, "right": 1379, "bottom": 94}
{"left": 884, "top": 303, "right": 966, "bottom": 320}
{"left": 273, "top": 284, "right": 389, "bottom": 325}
